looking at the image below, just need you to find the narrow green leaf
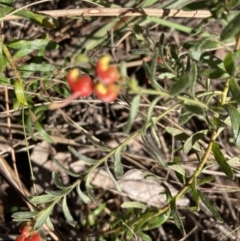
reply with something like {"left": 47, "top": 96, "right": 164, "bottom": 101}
{"left": 83, "top": 131, "right": 110, "bottom": 152}
{"left": 144, "top": 97, "right": 161, "bottom": 131}
{"left": 198, "top": 191, "right": 223, "bottom": 222}
{"left": 45, "top": 187, "right": 72, "bottom": 197}
{"left": 166, "top": 127, "right": 183, "bottom": 136}
{"left": 171, "top": 199, "right": 186, "bottom": 235}
{"left": 34, "top": 205, "right": 54, "bottom": 230}
{"left": 168, "top": 164, "right": 186, "bottom": 177}
{"left": 149, "top": 48, "right": 163, "bottom": 90}
{"left": 169, "top": 73, "right": 190, "bottom": 96}
{"left": 14, "top": 80, "right": 27, "bottom": 106}
{"left": 136, "top": 231, "right": 152, "bottom": 241}
{"left": 76, "top": 183, "right": 91, "bottom": 204}
{"left": 172, "top": 157, "right": 186, "bottom": 185}
{"left": 184, "top": 104, "right": 205, "bottom": 116}
{"left": 18, "top": 63, "right": 55, "bottom": 72}
{"left": 183, "top": 130, "right": 208, "bottom": 155}
{"left": 0, "top": 4, "right": 58, "bottom": 28}
{"left": 45, "top": 217, "right": 54, "bottom": 231}
{"left": 68, "top": 146, "right": 97, "bottom": 164}
{"left": 29, "top": 194, "right": 56, "bottom": 204}
{"left": 189, "top": 62, "right": 198, "bottom": 97}
{"left": 35, "top": 121, "right": 52, "bottom": 143}
{"left": 191, "top": 177, "right": 200, "bottom": 210}
{"left": 52, "top": 172, "right": 66, "bottom": 189}
{"left": 179, "top": 108, "right": 194, "bottom": 124}
{"left": 1, "top": 0, "right": 14, "bottom": 4}
{"left": 53, "top": 158, "right": 80, "bottom": 178}
{"left": 228, "top": 105, "right": 240, "bottom": 148}
{"left": 226, "top": 0, "right": 240, "bottom": 8}
{"left": 141, "top": 133, "right": 167, "bottom": 167}
{"left": 197, "top": 176, "right": 215, "bottom": 186}
{"left": 134, "top": 211, "right": 154, "bottom": 232}
{"left": 124, "top": 95, "right": 141, "bottom": 133}
{"left": 142, "top": 209, "right": 171, "bottom": 231}
{"left": 104, "top": 161, "right": 122, "bottom": 192}
{"left": 12, "top": 211, "right": 39, "bottom": 219}
{"left": 121, "top": 201, "right": 147, "bottom": 209}
{"left": 85, "top": 177, "right": 100, "bottom": 205}
{"left": 221, "top": 13, "right": 240, "bottom": 40}
{"left": 62, "top": 196, "right": 76, "bottom": 227}
{"left": 212, "top": 142, "right": 234, "bottom": 179}
{"left": 224, "top": 52, "right": 238, "bottom": 76}
{"left": 129, "top": 48, "right": 152, "bottom": 55}
{"left": 229, "top": 77, "right": 240, "bottom": 103}
{"left": 114, "top": 146, "right": 124, "bottom": 178}
{"left": 150, "top": 122, "right": 161, "bottom": 148}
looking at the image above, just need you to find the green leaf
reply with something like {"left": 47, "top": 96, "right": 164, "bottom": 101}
{"left": 34, "top": 205, "right": 54, "bottom": 230}
{"left": 224, "top": 52, "right": 238, "bottom": 76}
{"left": 62, "top": 196, "right": 77, "bottom": 227}
{"left": 168, "top": 164, "right": 186, "bottom": 177}
{"left": 170, "top": 199, "right": 186, "bottom": 235}
{"left": 183, "top": 130, "right": 208, "bottom": 155}
{"left": 221, "top": 13, "right": 240, "bottom": 40}
{"left": 18, "top": 63, "right": 55, "bottom": 72}
{"left": 45, "top": 216, "right": 54, "bottom": 231}
{"left": 45, "top": 187, "right": 73, "bottom": 197}
{"left": 149, "top": 48, "right": 163, "bottom": 90}
{"left": 12, "top": 211, "right": 39, "bottom": 219}
{"left": 201, "top": 68, "right": 228, "bottom": 79}
{"left": 150, "top": 122, "right": 161, "bottom": 148}
{"left": 76, "top": 183, "right": 91, "bottom": 204}
{"left": 142, "top": 209, "right": 171, "bottom": 231}
{"left": 212, "top": 142, "right": 234, "bottom": 179}
{"left": 136, "top": 231, "right": 152, "bottom": 241}
{"left": 14, "top": 80, "right": 27, "bottom": 106}
{"left": 189, "top": 62, "right": 198, "bottom": 97}
{"left": 165, "top": 127, "right": 183, "bottom": 136}
{"left": 114, "top": 146, "right": 124, "bottom": 178}
{"left": 53, "top": 158, "right": 80, "bottom": 178}
{"left": 134, "top": 211, "right": 154, "bottom": 232}
{"left": 0, "top": 4, "right": 58, "bottom": 28}
{"left": 85, "top": 177, "right": 100, "bottom": 205}
{"left": 124, "top": 95, "right": 141, "bottom": 133}
{"left": 83, "top": 131, "right": 110, "bottom": 152}
{"left": 29, "top": 194, "right": 56, "bottom": 204}
{"left": 35, "top": 121, "right": 53, "bottom": 143}
{"left": 68, "top": 146, "right": 97, "bottom": 164}
{"left": 169, "top": 73, "right": 190, "bottom": 96}
{"left": 226, "top": 0, "right": 240, "bottom": 8}
{"left": 228, "top": 105, "right": 240, "bottom": 148}
{"left": 198, "top": 191, "right": 223, "bottom": 222}
{"left": 52, "top": 172, "right": 66, "bottom": 189}
{"left": 129, "top": 48, "right": 152, "bottom": 55}
{"left": 121, "top": 201, "right": 147, "bottom": 209}
{"left": 104, "top": 161, "right": 122, "bottom": 192}
{"left": 229, "top": 77, "right": 240, "bottom": 103}
{"left": 144, "top": 97, "right": 161, "bottom": 131}
{"left": 189, "top": 39, "right": 220, "bottom": 61}
{"left": 184, "top": 104, "right": 205, "bottom": 116}
{"left": 191, "top": 177, "right": 200, "bottom": 210}
{"left": 7, "top": 39, "right": 58, "bottom": 56}
{"left": 141, "top": 133, "right": 167, "bottom": 167}
{"left": 179, "top": 107, "right": 194, "bottom": 124}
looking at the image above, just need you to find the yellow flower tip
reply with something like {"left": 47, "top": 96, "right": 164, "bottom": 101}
{"left": 95, "top": 82, "right": 107, "bottom": 94}
{"left": 98, "top": 55, "right": 111, "bottom": 71}
{"left": 68, "top": 68, "right": 80, "bottom": 82}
